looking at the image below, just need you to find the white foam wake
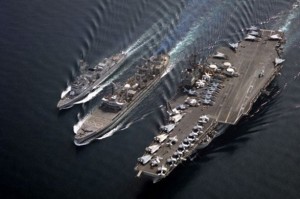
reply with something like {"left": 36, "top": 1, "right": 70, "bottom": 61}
{"left": 96, "top": 124, "right": 122, "bottom": 140}
{"left": 161, "top": 63, "right": 175, "bottom": 78}
{"left": 279, "top": 0, "right": 300, "bottom": 32}
{"left": 74, "top": 82, "right": 110, "bottom": 105}
{"left": 60, "top": 85, "right": 71, "bottom": 99}
{"left": 120, "top": 122, "right": 133, "bottom": 131}
{"left": 121, "top": 105, "right": 164, "bottom": 131}
{"left": 126, "top": 18, "right": 169, "bottom": 54}
{"left": 73, "top": 114, "right": 90, "bottom": 134}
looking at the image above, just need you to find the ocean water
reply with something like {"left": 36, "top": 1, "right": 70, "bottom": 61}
{"left": 0, "top": 0, "right": 300, "bottom": 198}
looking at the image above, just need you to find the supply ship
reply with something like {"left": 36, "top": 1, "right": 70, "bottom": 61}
{"left": 135, "top": 28, "right": 285, "bottom": 183}
{"left": 74, "top": 54, "right": 170, "bottom": 146}
{"left": 57, "top": 52, "right": 127, "bottom": 110}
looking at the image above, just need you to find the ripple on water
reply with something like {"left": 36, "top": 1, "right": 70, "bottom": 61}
{"left": 1, "top": 0, "right": 300, "bottom": 198}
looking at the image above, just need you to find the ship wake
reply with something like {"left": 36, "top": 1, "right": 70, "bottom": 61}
{"left": 73, "top": 82, "right": 110, "bottom": 105}
{"left": 73, "top": 114, "right": 90, "bottom": 134}
{"left": 60, "top": 85, "right": 71, "bottom": 99}
{"left": 278, "top": 0, "right": 300, "bottom": 33}
{"left": 96, "top": 124, "right": 123, "bottom": 140}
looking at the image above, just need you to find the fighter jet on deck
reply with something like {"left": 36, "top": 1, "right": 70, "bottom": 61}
{"left": 183, "top": 87, "right": 198, "bottom": 96}
{"left": 269, "top": 34, "right": 282, "bottom": 41}
{"left": 245, "top": 34, "right": 257, "bottom": 41}
{"left": 157, "top": 165, "right": 168, "bottom": 176}
{"left": 150, "top": 156, "right": 163, "bottom": 167}
{"left": 249, "top": 31, "right": 260, "bottom": 37}
{"left": 213, "top": 52, "right": 228, "bottom": 59}
{"left": 167, "top": 136, "right": 178, "bottom": 147}
{"left": 229, "top": 42, "right": 239, "bottom": 51}
{"left": 275, "top": 57, "right": 285, "bottom": 66}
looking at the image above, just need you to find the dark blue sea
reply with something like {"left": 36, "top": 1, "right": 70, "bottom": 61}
{"left": 0, "top": 0, "right": 300, "bottom": 198}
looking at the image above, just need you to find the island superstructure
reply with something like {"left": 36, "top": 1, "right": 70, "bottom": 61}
{"left": 57, "top": 52, "right": 127, "bottom": 110}
{"left": 74, "top": 54, "right": 170, "bottom": 146}
{"left": 135, "top": 28, "right": 285, "bottom": 182}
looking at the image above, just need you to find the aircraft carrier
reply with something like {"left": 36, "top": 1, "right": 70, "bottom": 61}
{"left": 135, "top": 28, "right": 285, "bottom": 183}
{"left": 74, "top": 54, "right": 170, "bottom": 146}
{"left": 57, "top": 51, "right": 127, "bottom": 110}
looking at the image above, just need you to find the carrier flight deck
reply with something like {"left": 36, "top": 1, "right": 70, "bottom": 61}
{"left": 135, "top": 29, "right": 285, "bottom": 182}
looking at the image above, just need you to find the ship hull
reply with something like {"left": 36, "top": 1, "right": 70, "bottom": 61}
{"left": 57, "top": 55, "right": 127, "bottom": 110}
{"left": 135, "top": 29, "right": 285, "bottom": 182}
{"left": 74, "top": 56, "right": 170, "bottom": 145}
{"left": 74, "top": 74, "right": 166, "bottom": 145}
